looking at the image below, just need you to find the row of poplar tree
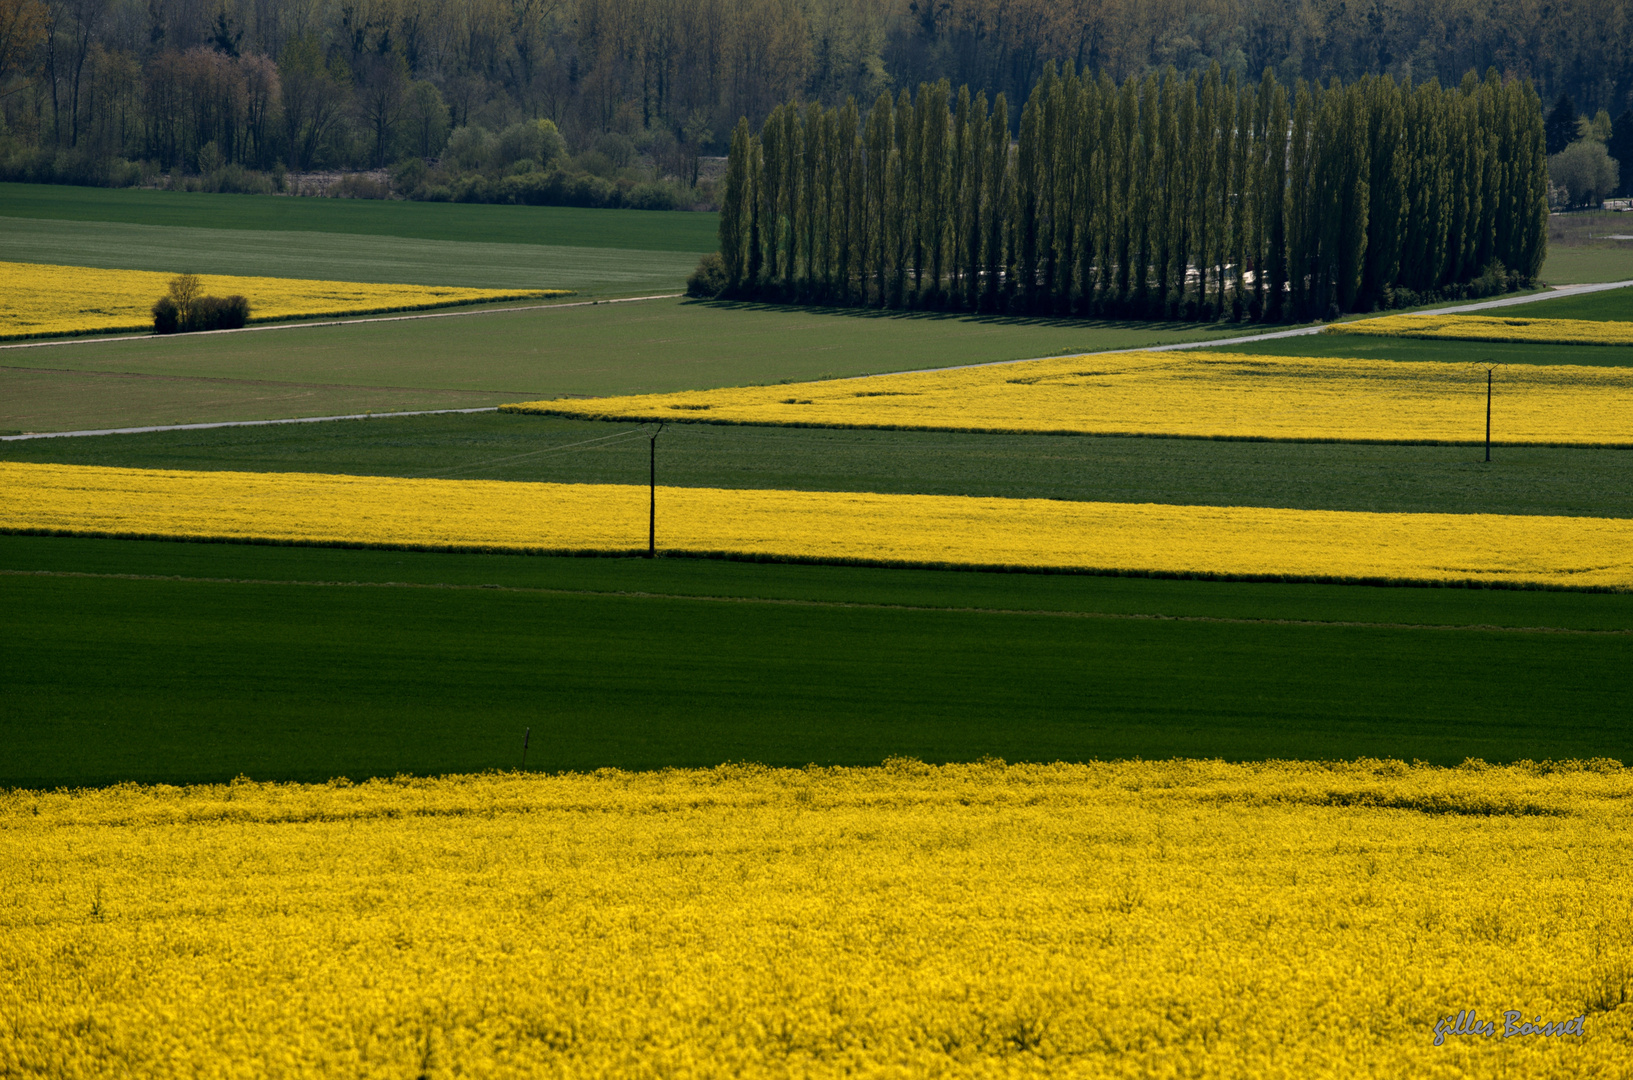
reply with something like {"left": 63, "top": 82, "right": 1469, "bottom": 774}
{"left": 716, "top": 65, "right": 1550, "bottom": 321}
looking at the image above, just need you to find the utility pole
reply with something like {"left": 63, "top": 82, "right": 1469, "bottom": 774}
{"left": 1485, "top": 365, "right": 1493, "bottom": 463}
{"left": 649, "top": 422, "right": 665, "bottom": 557}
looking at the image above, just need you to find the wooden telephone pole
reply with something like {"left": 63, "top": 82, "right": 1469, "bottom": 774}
{"left": 648, "top": 423, "right": 665, "bottom": 556}
{"left": 1484, "top": 365, "right": 1493, "bottom": 462}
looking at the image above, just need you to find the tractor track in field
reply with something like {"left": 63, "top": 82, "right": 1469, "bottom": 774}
{"left": 4, "top": 567, "right": 1627, "bottom": 635}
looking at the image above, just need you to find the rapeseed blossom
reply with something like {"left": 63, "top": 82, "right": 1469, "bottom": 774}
{"left": 4, "top": 461, "right": 1631, "bottom": 588}
{"left": 2, "top": 760, "right": 1628, "bottom": 1078}
{"left": 1329, "top": 313, "right": 1633, "bottom": 346}
{"left": 503, "top": 351, "right": 1633, "bottom": 447}
{"left": 0, "top": 260, "right": 564, "bottom": 338}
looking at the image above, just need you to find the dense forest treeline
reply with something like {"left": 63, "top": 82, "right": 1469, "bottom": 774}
{"left": 709, "top": 67, "right": 1549, "bottom": 322}
{"left": 0, "top": 0, "right": 1627, "bottom": 195}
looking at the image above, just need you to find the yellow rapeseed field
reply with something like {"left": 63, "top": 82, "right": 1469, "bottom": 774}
{"left": 1328, "top": 313, "right": 1633, "bottom": 346}
{"left": 503, "top": 351, "right": 1633, "bottom": 447}
{"left": 4, "top": 461, "right": 1631, "bottom": 588}
{"left": 0, "top": 261, "right": 564, "bottom": 338}
{"left": 2, "top": 760, "right": 1629, "bottom": 1078}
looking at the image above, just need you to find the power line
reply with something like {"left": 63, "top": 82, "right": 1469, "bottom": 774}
{"left": 414, "top": 427, "right": 650, "bottom": 478}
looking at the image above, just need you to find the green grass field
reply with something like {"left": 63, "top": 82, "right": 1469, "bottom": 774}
{"left": 0, "top": 182, "right": 719, "bottom": 250}
{"left": 1540, "top": 244, "right": 1633, "bottom": 286}
{"left": 7, "top": 412, "right": 1630, "bottom": 518}
{"left": 1199, "top": 331, "right": 1633, "bottom": 366}
{"left": 0, "top": 217, "right": 701, "bottom": 294}
{"left": 0, "top": 298, "right": 1249, "bottom": 432}
{"left": 1498, "top": 282, "right": 1633, "bottom": 320}
{"left": 0, "top": 181, "right": 718, "bottom": 298}
{"left": 4, "top": 535, "right": 1628, "bottom": 788}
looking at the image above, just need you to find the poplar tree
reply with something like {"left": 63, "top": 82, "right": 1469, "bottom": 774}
{"left": 721, "top": 117, "right": 751, "bottom": 291}
{"left": 799, "top": 103, "right": 823, "bottom": 294}
{"left": 726, "top": 67, "right": 1547, "bottom": 317}
{"left": 835, "top": 98, "right": 862, "bottom": 304}
{"left": 1036, "top": 65, "right": 1062, "bottom": 306}
{"left": 1211, "top": 74, "right": 1236, "bottom": 316}
{"left": 984, "top": 93, "right": 1008, "bottom": 311}
{"left": 1132, "top": 73, "right": 1159, "bottom": 310}
{"left": 1092, "top": 72, "right": 1118, "bottom": 304}
{"left": 962, "top": 93, "right": 988, "bottom": 310}
{"left": 1510, "top": 80, "right": 1549, "bottom": 282}
{"left": 822, "top": 107, "right": 843, "bottom": 292}
{"left": 1472, "top": 71, "right": 1503, "bottom": 274}
{"left": 781, "top": 105, "right": 802, "bottom": 294}
{"left": 1150, "top": 70, "right": 1179, "bottom": 310}
{"left": 893, "top": 88, "right": 913, "bottom": 305}
{"left": 745, "top": 133, "right": 764, "bottom": 291}
{"left": 1262, "top": 77, "right": 1290, "bottom": 319}
{"left": 922, "top": 80, "right": 952, "bottom": 305}
{"left": 1228, "top": 81, "right": 1252, "bottom": 317}
{"left": 1016, "top": 84, "right": 1043, "bottom": 309}
{"left": 1193, "top": 67, "right": 1219, "bottom": 317}
{"left": 864, "top": 92, "right": 892, "bottom": 306}
{"left": 1075, "top": 77, "right": 1102, "bottom": 315}
{"left": 1056, "top": 74, "right": 1087, "bottom": 312}
{"left": 759, "top": 105, "right": 784, "bottom": 291}
{"left": 1168, "top": 75, "right": 1197, "bottom": 316}
{"left": 951, "top": 85, "right": 972, "bottom": 304}
{"left": 1361, "top": 76, "right": 1407, "bottom": 309}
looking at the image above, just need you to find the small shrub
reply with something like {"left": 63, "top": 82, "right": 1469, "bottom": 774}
{"left": 192, "top": 295, "right": 251, "bottom": 330}
{"left": 152, "top": 295, "right": 181, "bottom": 334}
{"left": 153, "top": 275, "right": 251, "bottom": 334}
{"left": 626, "top": 181, "right": 680, "bottom": 211}
{"left": 453, "top": 174, "right": 495, "bottom": 202}
{"left": 496, "top": 170, "right": 562, "bottom": 205}
{"left": 391, "top": 157, "right": 429, "bottom": 195}
{"left": 168, "top": 273, "right": 202, "bottom": 325}
{"left": 686, "top": 253, "right": 728, "bottom": 298}
{"left": 1468, "top": 260, "right": 1508, "bottom": 299}
{"left": 549, "top": 172, "right": 613, "bottom": 207}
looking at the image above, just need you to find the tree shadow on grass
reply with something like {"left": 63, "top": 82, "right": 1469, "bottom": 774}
{"left": 683, "top": 298, "right": 1254, "bottom": 336}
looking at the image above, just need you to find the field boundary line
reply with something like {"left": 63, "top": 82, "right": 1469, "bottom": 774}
{"left": 5, "top": 568, "right": 1627, "bottom": 635}
{"left": 0, "top": 292, "right": 684, "bottom": 354}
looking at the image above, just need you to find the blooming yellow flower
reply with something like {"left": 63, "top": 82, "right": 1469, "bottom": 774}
{"left": 0, "top": 260, "right": 565, "bottom": 339}
{"left": 1328, "top": 313, "right": 1633, "bottom": 346}
{"left": 5, "top": 461, "right": 1631, "bottom": 588}
{"left": 504, "top": 350, "right": 1633, "bottom": 447}
{"left": 1, "top": 760, "right": 1628, "bottom": 1078}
